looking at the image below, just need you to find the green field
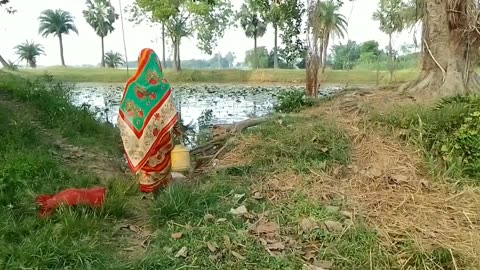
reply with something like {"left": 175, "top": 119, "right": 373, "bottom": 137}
{"left": 8, "top": 67, "right": 419, "bottom": 84}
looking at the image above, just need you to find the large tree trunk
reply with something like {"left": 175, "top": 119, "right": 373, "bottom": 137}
{"left": 176, "top": 40, "right": 181, "bottom": 71}
{"left": 0, "top": 54, "right": 8, "bottom": 67}
{"left": 401, "top": 0, "right": 480, "bottom": 97}
{"left": 321, "top": 34, "right": 329, "bottom": 74}
{"left": 100, "top": 36, "right": 105, "bottom": 67}
{"left": 59, "top": 34, "right": 66, "bottom": 67}
{"left": 28, "top": 59, "right": 36, "bottom": 68}
{"left": 273, "top": 23, "right": 278, "bottom": 69}
{"left": 162, "top": 23, "right": 166, "bottom": 68}
{"left": 306, "top": 54, "right": 319, "bottom": 97}
{"left": 254, "top": 35, "right": 258, "bottom": 69}
{"left": 388, "top": 33, "right": 393, "bottom": 82}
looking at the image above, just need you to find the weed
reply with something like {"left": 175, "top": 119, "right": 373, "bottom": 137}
{"left": 372, "top": 95, "right": 480, "bottom": 180}
{"left": 274, "top": 90, "right": 315, "bottom": 113}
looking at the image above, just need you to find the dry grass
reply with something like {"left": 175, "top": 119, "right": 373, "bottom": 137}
{"left": 302, "top": 89, "right": 480, "bottom": 268}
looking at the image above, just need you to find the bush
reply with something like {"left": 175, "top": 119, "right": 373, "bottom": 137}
{"left": 274, "top": 90, "right": 315, "bottom": 113}
{"left": 373, "top": 95, "right": 480, "bottom": 179}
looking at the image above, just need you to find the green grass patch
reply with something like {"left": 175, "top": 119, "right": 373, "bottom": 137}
{"left": 372, "top": 95, "right": 480, "bottom": 180}
{"left": 247, "top": 115, "right": 351, "bottom": 173}
{"left": 6, "top": 67, "right": 418, "bottom": 84}
{"left": 0, "top": 71, "right": 120, "bottom": 155}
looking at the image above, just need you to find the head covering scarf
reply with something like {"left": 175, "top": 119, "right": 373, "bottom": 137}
{"left": 118, "top": 48, "right": 178, "bottom": 173}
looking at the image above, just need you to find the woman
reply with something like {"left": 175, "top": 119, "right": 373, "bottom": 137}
{"left": 118, "top": 48, "right": 182, "bottom": 193}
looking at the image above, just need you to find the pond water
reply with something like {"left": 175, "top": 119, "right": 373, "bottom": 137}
{"left": 71, "top": 83, "right": 342, "bottom": 130}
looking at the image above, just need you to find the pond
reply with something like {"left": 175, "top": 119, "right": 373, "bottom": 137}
{"left": 71, "top": 83, "right": 343, "bottom": 131}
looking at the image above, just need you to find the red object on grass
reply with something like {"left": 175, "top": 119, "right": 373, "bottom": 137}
{"left": 36, "top": 187, "right": 107, "bottom": 217}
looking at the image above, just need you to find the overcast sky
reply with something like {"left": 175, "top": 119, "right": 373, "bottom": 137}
{"left": 0, "top": 0, "right": 419, "bottom": 67}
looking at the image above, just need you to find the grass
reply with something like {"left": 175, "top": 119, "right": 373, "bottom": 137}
{"left": 371, "top": 95, "right": 480, "bottom": 181}
{"left": 6, "top": 66, "right": 418, "bottom": 84}
{"left": 1, "top": 70, "right": 458, "bottom": 269}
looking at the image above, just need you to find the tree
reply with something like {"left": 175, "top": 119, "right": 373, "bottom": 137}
{"left": 131, "top": 0, "right": 233, "bottom": 71}
{"left": 0, "top": 0, "right": 15, "bottom": 67}
{"left": 315, "top": 0, "right": 347, "bottom": 73}
{"left": 245, "top": 46, "right": 269, "bottom": 68}
{"left": 399, "top": 0, "right": 480, "bottom": 96}
{"left": 305, "top": 0, "right": 321, "bottom": 96}
{"left": 238, "top": 0, "right": 267, "bottom": 69}
{"left": 224, "top": 52, "right": 236, "bottom": 68}
{"left": 104, "top": 51, "right": 125, "bottom": 68}
{"left": 14, "top": 41, "right": 45, "bottom": 68}
{"left": 373, "top": 0, "right": 405, "bottom": 81}
{"left": 83, "top": 0, "right": 119, "bottom": 67}
{"left": 38, "top": 9, "right": 78, "bottom": 66}
{"left": 278, "top": 0, "right": 305, "bottom": 68}
{"left": 253, "top": 0, "right": 283, "bottom": 68}
{"left": 331, "top": 40, "right": 360, "bottom": 69}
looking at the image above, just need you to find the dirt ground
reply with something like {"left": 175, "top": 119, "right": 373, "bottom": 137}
{"left": 221, "top": 87, "right": 480, "bottom": 268}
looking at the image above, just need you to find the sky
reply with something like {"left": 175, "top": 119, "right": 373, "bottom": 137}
{"left": 0, "top": 0, "right": 419, "bottom": 67}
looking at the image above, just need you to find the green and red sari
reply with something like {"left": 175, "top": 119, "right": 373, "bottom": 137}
{"left": 118, "top": 48, "right": 179, "bottom": 193}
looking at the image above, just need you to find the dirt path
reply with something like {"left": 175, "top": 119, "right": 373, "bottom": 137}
{"left": 0, "top": 94, "right": 125, "bottom": 180}
{"left": 303, "top": 88, "right": 480, "bottom": 268}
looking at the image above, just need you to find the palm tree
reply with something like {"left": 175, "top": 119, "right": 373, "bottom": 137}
{"left": 238, "top": 0, "right": 267, "bottom": 69}
{"left": 14, "top": 41, "right": 45, "bottom": 68}
{"left": 373, "top": 0, "right": 405, "bottom": 81}
{"left": 83, "top": 0, "right": 118, "bottom": 67}
{"left": 38, "top": 9, "right": 78, "bottom": 66}
{"left": 104, "top": 51, "right": 125, "bottom": 68}
{"left": 316, "top": 1, "right": 347, "bottom": 73}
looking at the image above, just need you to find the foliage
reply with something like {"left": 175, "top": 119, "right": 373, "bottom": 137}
{"left": 373, "top": 95, "right": 480, "bottom": 179}
{"left": 273, "top": 91, "right": 315, "bottom": 113}
{"left": 38, "top": 9, "right": 78, "bottom": 66}
{"left": 38, "top": 9, "right": 79, "bottom": 38}
{"left": 245, "top": 47, "right": 269, "bottom": 69}
{"left": 277, "top": 0, "right": 305, "bottom": 68}
{"left": 237, "top": 0, "right": 267, "bottom": 69}
{"left": 83, "top": 0, "right": 118, "bottom": 38}
{"left": 104, "top": 51, "right": 125, "bottom": 68}
{"left": 133, "top": 0, "right": 233, "bottom": 56}
{"left": 331, "top": 40, "right": 361, "bottom": 70}
{"left": 14, "top": 40, "right": 45, "bottom": 68}
{"left": 372, "top": 0, "right": 406, "bottom": 35}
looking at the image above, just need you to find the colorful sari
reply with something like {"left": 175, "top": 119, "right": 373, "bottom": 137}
{"left": 118, "top": 48, "right": 179, "bottom": 193}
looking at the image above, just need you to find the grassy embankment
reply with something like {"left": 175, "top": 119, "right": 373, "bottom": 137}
{"left": 1, "top": 69, "right": 479, "bottom": 269}
{"left": 0, "top": 70, "right": 390, "bottom": 269}
{"left": 12, "top": 67, "right": 418, "bottom": 84}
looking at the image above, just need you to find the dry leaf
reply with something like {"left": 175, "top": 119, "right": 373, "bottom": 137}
{"left": 209, "top": 253, "right": 221, "bottom": 261}
{"left": 325, "top": 206, "right": 339, "bottom": 213}
{"left": 175, "top": 246, "right": 188, "bottom": 258}
{"left": 340, "top": 210, "right": 353, "bottom": 219}
{"left": 299, "top": 217, "right": 318, "bottom": 234}
{"left": 303, "top": 248, "right": 316, "bottom": 262}
{"left": 204, "top": 214, "right": 215, "bottom": 221}
{"left": 252, "top": 221, "right": 280, "bottom": 234}
{"left": 216, "top": 218, "right": 227, "bottom": 223}
{"left": 252, "top": 191, "right": 264, "bottom": 200}
{"left": 231, "top": 250, "right": 246, "bottom": 260}
{"left": 234, "top": 193, "right": 245, "bottom": 202}
{"left": 314, "top": 260, "right": 333, "bottom": 269}
{"left": 302, "top": 263, "right": 325, "bottom": 270}
{"left": 223, "top": 235, "right": 232, "bottom": 249}
{"left": 171, "top": 232, "right": 183, "bottom": 240}
{"left": 207, "top": 241, "right": 218, "bottom": 253}
{"left": 229, "top": 205, "right": 248, "bottom": 216}
{"left": 266, "top": 241, "right": 285, "bottom": 251}
{"left": 324, "top": 220, "right": 343, "bottom": 232}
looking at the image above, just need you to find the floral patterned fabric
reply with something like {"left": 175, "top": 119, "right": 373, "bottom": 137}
{"left": 118, "top": 48, "right": 178, "bottom": 176}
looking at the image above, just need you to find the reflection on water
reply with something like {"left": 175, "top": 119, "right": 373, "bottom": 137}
{"left": 71, "top": 83, "right": 342, "bottom": 129}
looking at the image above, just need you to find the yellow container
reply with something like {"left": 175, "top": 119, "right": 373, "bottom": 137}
{"left": 171, "top": 144, "right": 191, "bottom": 172}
